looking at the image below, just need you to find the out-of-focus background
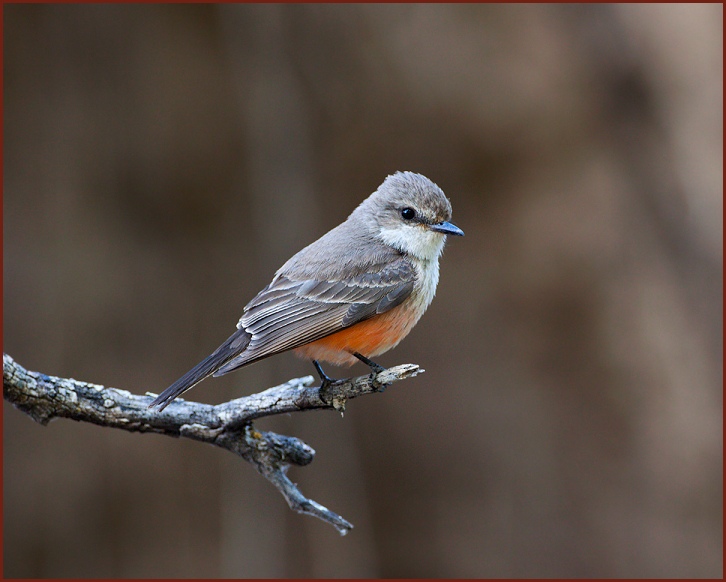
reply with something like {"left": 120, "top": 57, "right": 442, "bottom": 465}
{"left": 3, "top": 4, "right": 722, "bottom": 578}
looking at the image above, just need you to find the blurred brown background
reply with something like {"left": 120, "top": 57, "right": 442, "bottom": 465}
{"left": 3, "top": 4, "right": 722, "bottom": 578}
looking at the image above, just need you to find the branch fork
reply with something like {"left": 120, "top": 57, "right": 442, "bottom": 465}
{"left": 3, "top": 353, "right": 423, "bottom": 534}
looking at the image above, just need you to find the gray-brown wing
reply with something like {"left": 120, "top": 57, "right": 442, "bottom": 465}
{"left": 213, "top": 257, "right": 416, "bottom": 375}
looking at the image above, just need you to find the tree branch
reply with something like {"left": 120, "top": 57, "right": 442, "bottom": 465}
{"left": 3, "top": 353, "right": 423, "bottom": 535}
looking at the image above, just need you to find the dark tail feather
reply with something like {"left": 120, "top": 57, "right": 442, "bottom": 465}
{"left": 149, "top": 329, "right": 251, "bottom": 411}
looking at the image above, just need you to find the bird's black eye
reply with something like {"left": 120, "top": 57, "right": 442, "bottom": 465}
{"left": 401, "top": 207, "right": 416, "bottom": 220}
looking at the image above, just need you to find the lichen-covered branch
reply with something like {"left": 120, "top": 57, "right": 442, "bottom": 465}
{"left": 3, "top": 353, "right": 423, "bottom": 534}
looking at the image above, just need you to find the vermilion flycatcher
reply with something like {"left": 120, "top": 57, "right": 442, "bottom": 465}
{"left": 150, "top": 171, "right": 463, "bottom": 410}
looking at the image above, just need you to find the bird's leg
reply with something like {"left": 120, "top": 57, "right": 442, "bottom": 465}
{"left": 312, "top": 360, "right": 336, "bottom": 391}
{"left": 313, "top": 360, "right": 347, "bottom": 412}
{"left": 352, "top": 352, "right": 386, "bottom": 374}
{"left": 352, "top": 352, "right": 388, "bottom": 391}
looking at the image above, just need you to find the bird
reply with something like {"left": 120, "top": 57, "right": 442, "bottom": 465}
{"left": 149, "top": 171, "right": 463, "bottom": 411}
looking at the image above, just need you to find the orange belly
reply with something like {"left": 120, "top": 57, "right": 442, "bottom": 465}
{"left": 293, "top": 303, "right": 421, "bottom": 366}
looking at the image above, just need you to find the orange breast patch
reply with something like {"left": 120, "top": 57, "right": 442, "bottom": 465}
{"left": 293, "top": 303, "right": 421, "bottom": 366}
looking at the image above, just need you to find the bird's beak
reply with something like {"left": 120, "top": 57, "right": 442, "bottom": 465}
{"left": 430, "top": 220, "right": 464, "bottom": 237}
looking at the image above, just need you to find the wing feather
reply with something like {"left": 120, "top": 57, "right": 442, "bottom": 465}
{"left": 214, "top": 257, "right": 416, "bottom": 375}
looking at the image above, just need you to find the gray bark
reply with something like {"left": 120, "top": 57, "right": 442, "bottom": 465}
{"left": 3, "top": 353, "right": 422, "bottom": 535}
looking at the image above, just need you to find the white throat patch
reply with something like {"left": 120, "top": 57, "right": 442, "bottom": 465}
{"left": 378, "top": 224, "right": 447, "bottom": 262}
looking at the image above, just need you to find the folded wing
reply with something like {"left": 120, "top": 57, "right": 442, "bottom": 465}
{"left": 213, "top": 257, "right": 416, "bottom": 375}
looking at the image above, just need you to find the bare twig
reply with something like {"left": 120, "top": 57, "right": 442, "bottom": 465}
{"left": 3, "top": 353, "right": 423, "bottom": 534}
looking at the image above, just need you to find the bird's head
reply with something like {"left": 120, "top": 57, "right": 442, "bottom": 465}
{"left": 358, "top": 171, "right": 464, "bottom": 261}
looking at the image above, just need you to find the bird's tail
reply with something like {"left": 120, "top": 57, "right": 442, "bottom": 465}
{"left": 149, "top": 329, "right": 251, "bottom": 411}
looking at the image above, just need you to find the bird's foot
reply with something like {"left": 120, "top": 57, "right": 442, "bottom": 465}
{"left": 313, "top": 360, "right": 346, "bottom": 413}
{"left": 313, "top": 360, "right": 336, "bottom": 391}
{"left": 352, "top": 352, "right": 388, "bottom": 391}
